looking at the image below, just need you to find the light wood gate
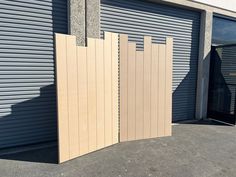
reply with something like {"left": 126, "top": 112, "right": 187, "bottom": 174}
{"left": 119, "top": 34, "right": 173, "bottom": 142}
{"left": 55, "top": 32, "right": 119, "bottom": 163}
{"left": 55, "top": 32, "right": 173, "bottom": 163}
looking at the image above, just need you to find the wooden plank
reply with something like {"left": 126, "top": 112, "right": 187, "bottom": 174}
{"left": 104, "top": 32, "right": 112, "bottom": 146}
{"left": 165, "top": 38, "right": 173, "bottom": 136}
{"left": 111, "top": 33, "right": 119, "bottom": 144}
{"left": 127, "top": 42, "right": 136, "bottom": 140}
{"left": 87, "top": 38, "right": 97, "bottom": 152}
{"left": 119, "top": 34, "right": 128, "bottom": 142}
{"left": 77, "top": 46, "right": 89, "bottom": 156}
{"left": 66, "top": 35, "right": 79, "bottom": 159}
{"left": 55, "top": 34, "right": 69, "bottom": 163}
{"left": 150, "top": 44, "right": 158, "bottom": 138}
{"left": 95, "top": 39, "right": 105, "bottom": 149}
{"left": 135, "top": 51, "right": 144, "bottom": 140}
{"left": 143, "top": 36, "right": 152, "bottom": 139}
{"left": 158, "top": 44, "right": 166, "bottom": 137}
{"left": 56, "top": 32, "right": 120, "bottom": 163}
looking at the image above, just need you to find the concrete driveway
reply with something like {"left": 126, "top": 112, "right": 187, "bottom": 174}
{"left": 0, "top": 120, "right": 235, "bottom": 177}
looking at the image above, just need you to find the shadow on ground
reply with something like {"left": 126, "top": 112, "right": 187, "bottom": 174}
{"left": 0, "top": 146, "right": 58, "bottom": 164}
{"left": 0, "top": 120, "right": 235, "bottom": 177}
{"left": 175, "top": 119, "right": 232, "bottom": 126}
{"left": 0, "top": 120, "right": 230, "bottom": 165}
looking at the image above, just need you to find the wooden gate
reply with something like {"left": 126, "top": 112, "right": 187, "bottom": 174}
{"left": 55, "top": 32, "right": 173, "bottom": 163}
{"left": 55, "top": 32, "right": 119, "bottom": 163}
{"left": 119, "top": 34, "right": 173, "bottom": 142}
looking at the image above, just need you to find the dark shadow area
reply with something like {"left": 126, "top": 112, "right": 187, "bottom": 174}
{"left": 0, "top": 85, "right": 58, "bottom": 164}
{"left": 0, "top": 0, "right": 68, "bottom": 163}
{"left": 175, "top": 119, "right": 232, "bottom": 126}
{"left": 0, "top": 146, "right": 58, "bottom": 164}
{"left": 207, "top": 46, "right": 236, "bottom": 125}
{"left": 172, "top": 13, "right": 200, "bottom": 122}
{"left": 208, "top": 47, "right": 231, "bottom": 114}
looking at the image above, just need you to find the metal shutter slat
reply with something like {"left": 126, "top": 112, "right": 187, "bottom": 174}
{"left": 0, "top": 0, "right": 67, "bottom": 149}
{"left": 101, "top": 0, "right": 200, "bottom": 121}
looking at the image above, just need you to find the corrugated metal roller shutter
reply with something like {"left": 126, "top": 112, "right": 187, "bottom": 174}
{"left": 0, "top": 0, "right": 67, "bottom": 149}
{"left": 100, "top": 0, "right": 200, "bottom": 121}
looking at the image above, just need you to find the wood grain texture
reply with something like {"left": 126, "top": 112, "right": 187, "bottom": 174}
{"left": 119, "top": 34, "right": 128, "bottom": 142}
{"left": 158, "top": 44, "right": 166, "bottom": 137}
{"left": 135, "top": 51, "right": 144, "bottom": 140}
{"left": 66, "top": 35, "right": 79, "bottom": 158}
{"left": 55, "top": 34, "right": 69, "bottom": 163}
{"left": 96, "top": 39, "right": 105, "bottom": 149}
{"left": 112, "top": 33, "right": 119, "bottom": 144}
{"left": 56, "top": 33, "right": 119, "bottom": 163}
{"left": 165, "top": 38, "right": 173, "bottom": 136}
{"left": 127, "top": 43, "right": 136, "bottom": 140}
{"left": 56, "top": 32, "right": 172, "bottom": 163}
{"left": 143, "top": 36, "right": 152, "bottom": 138}
{"left": 77, "top": 46, "right": 89, "bottom": 156}
{"left": 104, "top": 32, "right": 112, "bottom": 146}
{"left": 87, "top": 38, "right": 97, "bottom": 152}
{"left": 119, "top": 35, "right": 173, "bottom": 142}
{"left": 150, "top": 44, "right": 158, "bottom": 138}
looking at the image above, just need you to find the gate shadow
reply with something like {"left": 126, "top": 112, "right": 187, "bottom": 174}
{"left": 0, "top": 84, "right": 58, "bottom": 164}
{"left": 0, "top": 0, "right": 67, "bottom": 163}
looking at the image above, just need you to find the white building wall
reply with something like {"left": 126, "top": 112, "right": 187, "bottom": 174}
{"left": 193, "top": 0, "right": 236, "bottom": 12}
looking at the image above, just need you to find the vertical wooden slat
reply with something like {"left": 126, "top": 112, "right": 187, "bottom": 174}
{"left": 55, "top": 34, "right": 69, "bottom": 163}
{"left": 158, "top": 44, "right": 166, "bottom": 137}
{"left": 87, "top": 38, "right": 97, "bottom": 152}
{"left": 150, "top": 44, "right": 158, "bottom": 138}
{"left": 104, "top": 32, "right": 112, "bottom": 146}
{"left": 96, "top": 39, "right": 105, "bottom": 149}
{"left": 135, "top": 51, "right": 144, "bottom": 140}
{"left": 77, "top": 46, "right": 89, "bottom": 155}
{"left": 143, "top": 36, "right": 152, "bottom": 138}
{"left": 165, "top": 38, "right": 173, "bottom": 136}
{"left": 66, "top": 35, "right": 79, "bottom": 159}
{"left": 120, "top": 34, "right": 128, "bottom": 142}
{"left": 111, "top": 33, "right": 119, "bottom": 144}
{"left": 127, "top": 43, "right": 136, "bottom": 140}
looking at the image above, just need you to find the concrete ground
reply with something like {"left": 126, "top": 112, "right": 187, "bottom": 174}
{"left": 0, "top": 120, "right": 235, "bottom": 177}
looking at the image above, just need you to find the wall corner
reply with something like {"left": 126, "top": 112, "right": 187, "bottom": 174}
{"left": 195, "top": 10, "right": 213, "bottom": 119}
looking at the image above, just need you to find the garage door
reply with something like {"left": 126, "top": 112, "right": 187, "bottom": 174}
{"left": 100, "top": 0, "right": 200, "bottom": 121}
{"left": 0, "top": 0, "right": 67, "bottom": 149}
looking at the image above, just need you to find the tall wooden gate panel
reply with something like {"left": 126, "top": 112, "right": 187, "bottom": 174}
{"left": 55, "top": 32, "right": 119, "bottom": 163}
{"left": 120, "top": 34, "right": 173, "bottom": 142}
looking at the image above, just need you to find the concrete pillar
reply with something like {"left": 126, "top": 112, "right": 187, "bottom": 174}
{"left": 68, "top": 0, "right": 100, "bottom": 45}
{"left": 68, "top": 0, "right": 86, "bottom": 45}
{"left": 86, "top": 0, "right": 100, "bottom": 38}
{"left": 195, "top": 11, "right": 213, "bottom": 119}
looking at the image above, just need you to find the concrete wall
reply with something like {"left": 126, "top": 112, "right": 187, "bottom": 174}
{"left": 68, "top": 0, "right": 86, "bottom": 45}
{"left": 86, "top": 0, "right": 100, "bottom": 39}
{"left": 195, "top": 11, "right": 212, "bottom": 119}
